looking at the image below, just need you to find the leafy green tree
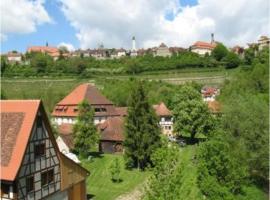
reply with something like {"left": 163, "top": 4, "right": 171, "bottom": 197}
{"left": 197, "top": 132, "right": 247, "bottom": 200}
{"left": 212, "top": 43, "right": 228, "bottom": 61}
{"left": 1, "top": 56, "right": 8, "bottom": 75}
{"left": 145, "top": 146, "right": 184, "bottom": 200}
{"left": 244, "top": 48, "right": 255, "bottom": 65}
{"left": 124, "top": 81, "right": 161, "bottom": 169}
{"left": 110, "top": 158, "right": 121, "bottom": 182}
{"left": 73, "top": 100, "right": 99, "bottom": 157}
{"left": 30, "top": 53, "right": 52, "bottom": 73}
{"left": 172, "top": 85, "right": 214, "bottom": 140}
{"left": 223, "top": 52, "right": 241, "bottom": 69}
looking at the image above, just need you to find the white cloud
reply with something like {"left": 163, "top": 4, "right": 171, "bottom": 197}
{"left": 58, "top": 42, "right": 75, "bottom": 51}
{"left": 60, "top": 0, "right": 269, "bottom": 49}
{"left": 1, "top": 0, "right": 52, "bottom": 39}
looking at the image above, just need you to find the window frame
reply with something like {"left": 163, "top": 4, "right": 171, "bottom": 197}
{"left": 26, "top": 176, "right": 34, "bottom": 193}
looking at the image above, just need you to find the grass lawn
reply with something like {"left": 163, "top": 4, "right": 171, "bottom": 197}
{"left": 81, "top": 154, "right": 151, "bottom": 200}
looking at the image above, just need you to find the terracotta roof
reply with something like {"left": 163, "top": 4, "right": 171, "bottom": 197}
{"left": 98, "top": 117, "right": 125, "bottom": 141}
{"left": 192, "top": 41, "right": 216, "bottom": 49}
{"left": 58, "top": 83, "right": 113, "bottom": 105}
{"left": 153, "top": 102, "right": 172, "bottom": 116}
{"left": 0, "top": 100, "right": 40, "bottom": 181}
{"left": 57, "top": 123, "right": 74, "bottom": 150}
{"left": 115, "top": 107, "right": 128, "bottom": 116}
{"left": 52, "top": 83, "right": 119, "bottom": 117}
{"left": 208, "top": 101, "right": 221, "bottom": 113}
{"left": 27, "top": 46, "right": 59, "bottom": 53}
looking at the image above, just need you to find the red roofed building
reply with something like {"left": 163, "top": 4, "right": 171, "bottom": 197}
{"left": 191, "top": 41, "right": 216, "bottom": 55}
{"left": 0, "top": 100, "right": 89, "bottom": 200}
{"left": 201, "top": 86, "right": 220, "bottom": 102}
{"left": 97, "top": 117, "right": 125, "bottom": 153}
{"left": 27, "top": 46, "right": 60, "bottom": 60}
{"left": 52, "top": 83, "right": 119, "bottom": 126}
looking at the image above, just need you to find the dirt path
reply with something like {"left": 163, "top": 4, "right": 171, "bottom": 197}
{"left": 115, "top": 181, "right": 147, "bottom": 200}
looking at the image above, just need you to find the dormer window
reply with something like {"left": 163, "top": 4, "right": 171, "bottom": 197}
{"left": 95, "top": 108, "right": 106, "bottom": 112}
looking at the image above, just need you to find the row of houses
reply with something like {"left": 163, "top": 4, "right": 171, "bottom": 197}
{"left": 5, "top": 35, "right": 268, "bottom": 63}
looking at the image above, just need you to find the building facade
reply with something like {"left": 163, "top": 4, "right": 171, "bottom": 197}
{"left": 0, "top": 100, "right": 89, "bottom": 200}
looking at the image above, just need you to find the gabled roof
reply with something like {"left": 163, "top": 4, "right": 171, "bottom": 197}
{"left": 0, "top": 100, "right": 41, "bottom": 181}
{"left": 115, "top": 107, "right": 128, "bottom": 116}
{"left": 27, "top": 46, "right": 59, "bottom": 53}
{"left": 58, "top": 124, "right": 74, "bottom": 150}
{"left": 153, "top": 102, "right": 172, "bottom": 116}
{"left": 57, "top": 83, "right": 113, "bottom": 105}
{"left": 98, "top": 117, "right": 125, "bottom": 142}
{"left": 192, "top": 41, "right": 216, "bottom": 49}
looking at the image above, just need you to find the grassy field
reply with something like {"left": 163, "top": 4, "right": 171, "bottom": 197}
{"left": 81, "top": 154, "right": 151, "bottom": 200}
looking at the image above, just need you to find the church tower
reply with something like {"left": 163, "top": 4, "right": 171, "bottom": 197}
{"left": 132, "top": 36, "right": 136, "bottom": 51}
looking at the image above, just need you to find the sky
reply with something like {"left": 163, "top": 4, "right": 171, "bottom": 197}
{"left": 0, "top": 0, "right": 269, "bottom": 53}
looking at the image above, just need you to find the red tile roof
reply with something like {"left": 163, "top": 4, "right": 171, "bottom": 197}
{"left": 52, "top": 83, "right": 119, "bottom": 117}
{"left": 58, "top": 124, "right": 74, "bottom": 150}
{"left": 0, "top": 100, "right": 40, "bottom": 181}
{"left": 98, "top": 117, "right": 125, "bottom": 142}
{"left": 27, "top": 46, "right": 59, "bottom": 57}
{"left": 153, "top": 102, "right": 172, "bottom": 116}
{"left": 192, "top": 41, "right": 216, "bottom": 50}
{"left": 116, "top": 102, "right": 172, "bottom": 117}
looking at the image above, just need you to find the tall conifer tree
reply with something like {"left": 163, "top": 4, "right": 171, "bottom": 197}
{"left": 124, "top": 81, "right": 161, "bottom": 169}
{"left": 73, "top": 100, "right": 99, "bottom": 157}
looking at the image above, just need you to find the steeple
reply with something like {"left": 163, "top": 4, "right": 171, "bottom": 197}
{"left": 132, "top": 36, "right": 136, "bottom": 51}
{"left": 211, "top": 33, "right": 215, "bottom": 44}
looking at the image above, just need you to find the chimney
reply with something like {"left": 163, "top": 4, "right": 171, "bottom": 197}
{"left": 211, "top": 33, "right": 215, "bottom": 44}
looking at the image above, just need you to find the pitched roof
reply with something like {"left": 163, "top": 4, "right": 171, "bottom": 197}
{"left": 153, "top": 102, "right": 172, "bottom": 116}
{"left": 27, "top": 46, "right": 59, "bottom": 53}
{"left": 192, "top": 41, "right": 216, "bottom": 49}
{"left": 98, "top": 117, "right": 125, "bottom": 141}
{"left": 0, "top": 100, "right": 40, "bottom": 181}
{"left": 57, "top": 83, "right": 113, "bottom": 105}
{"left": 115, "top": 107, "right": 128, "bottom": 116}
{"left": 159, "top": 43, "right": 168, "bottom": 48}
{"left": 58, "top": 124, "right": 74, "bottom": 150}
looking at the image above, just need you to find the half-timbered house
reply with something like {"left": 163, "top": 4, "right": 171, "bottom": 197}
{"left": 0, "top": 100, "right": 89, "bottom": 200}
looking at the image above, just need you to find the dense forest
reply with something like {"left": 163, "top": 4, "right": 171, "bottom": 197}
{"left": 1, "top": 43, "right": 241, "bottom": 77}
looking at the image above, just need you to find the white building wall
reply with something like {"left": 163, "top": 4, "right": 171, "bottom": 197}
{"left": 191, "top": 48, "right": 212, "bottom": 55}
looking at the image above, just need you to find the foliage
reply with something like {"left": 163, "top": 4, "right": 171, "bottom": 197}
{"left": 110, "top": 158, "right": 121, "bottom": 182}
{"left": 144, "top": 146, "right": 184, "bottom": 200}
{"left": 212, "top": 43, "right": 229, "bottom": 61}
{"left": 197, "top": 132, "right": 247, "bottom": 200}
{"left": 124, "top": 81, "right": 161, "bottom": 169}
{"left": 223, "top": 52, "right": 241, "bottom": 69}
{"left": 81, "top": 154, "right": 151, "bottom": 200}
{"left": 172, "top": 85, "right": 215, "bottom": 140}
{"left": 30, "top": 52, "right": 53, "bottom": 73}
{"left": 73, "top": 100, "right": 99, "bottom": 157}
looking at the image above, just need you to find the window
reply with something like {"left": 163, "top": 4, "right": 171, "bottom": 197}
{"left": 94, "top": 108, "right": 106, "bottom": 112}
{"left": 37, "top": 115, "right": 43, "bottom": 128}
{"left": 34, "top": 143, "right": 45, "bottom": 158}
{"left": 26, "top": 176, "right": 34, "bottom": 193}
{"left": 41, "top": 169, "right": 54, "bottom": 186}
{"left": 1, "top": 183, "right": 9, "bottom": 198}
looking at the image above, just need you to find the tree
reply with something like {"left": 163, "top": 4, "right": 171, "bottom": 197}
{"left": 30, "top": 53, "right": 52, "bottom": 73}
{"left": 110, "top": 158, "right": 121, "bottom": 182}
{"left": 197, "top": 132, "right": 247, "bottom": 200}
{"left": 145, "top": 146, "right": 184, "bottom": 200}
{"left": 73, "top": 100, "right": 99, "bottom": 157}
{"left": 212, "top": 43, "right": 228, "bottom": 61}
{"left": 172, "top": 85, "right": 214, "bottom": 140}
{"left": 1, "top": 56, "right": 8, "bottom": 75}
{"left": 223, "top": 52, "right": 241, "bottom": 69}
{"left": 124, "top": 81, "right": 161, "bottom": 169}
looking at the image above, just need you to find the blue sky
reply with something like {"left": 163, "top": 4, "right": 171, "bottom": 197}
{"left": 1, "top": 0, "right": 268, "bottom": 52}
{"left": 1, "top": 0, "right": 198, "bottom": 53}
